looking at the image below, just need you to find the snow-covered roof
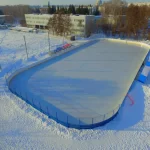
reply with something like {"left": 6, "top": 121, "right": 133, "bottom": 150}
{"left": 25, "top": 14, "right": 95, "bottom": 17}
{"left": 0, "top": 15, "right": 6, "bottom": 18}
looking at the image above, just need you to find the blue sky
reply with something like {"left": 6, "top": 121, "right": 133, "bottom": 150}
{"left": 0, "top": 0, "right": 149, "bottom": 5}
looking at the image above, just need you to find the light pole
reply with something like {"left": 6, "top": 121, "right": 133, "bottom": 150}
{"left": 23, "top": 35, "right": 29, "bottom": 59}
{"left": 48, "top": 31, "right": 51, "bottom": 56}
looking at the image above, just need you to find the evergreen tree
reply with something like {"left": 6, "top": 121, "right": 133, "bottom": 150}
{"left": 76, "top": 6, "right": 81, "bottom": 14}
{"left": 68, "top": 5, "right": 72, "bottom": 14}
{"left": 57, "top": 6, "right": 60, "bottom": 12}
{"left": 35, "top": 8, "right": 40, "bottom": 14}
{"left": 51, "top": 5, "right": 56, "bottom": 14}
{"left": 0, "top": 10, "right": 4, "bottom": 15}
{"left": 93, "top": 7, "right": 100, "bottom": 16}
{"left": 85, "top": 7, "right": 89, "bottom": 15}
{"left": 72, "top": 5, "right": 76, "bottom": 14}
{"left": 76, "top": 6, "right": 89, "bottom": 15}
{"left": 59, "top": 7, "right": 65, "bottom": 14}
{"left": 80, "top": 5, "right": 84, "bottom": 14}
{"left": 47, "top": 2, "right": 51, "bottom": 14}
{"left": 64, "top": 7, "right": 68, "bottom": 14}
{"left": 68, "top": 5, "right": 76, "bottom": 14}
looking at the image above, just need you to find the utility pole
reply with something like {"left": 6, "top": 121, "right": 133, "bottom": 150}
{"left": 0, "top": 64, "right": 2, "bottom": 72}
{"left": 48, "top": 31, "right": 51, "bottom": 55}
{"left": 63, "top": 35, "right": 64, "bottom": 44}
{"left": 23, "top": 35, "right": 28, "bottom": 59}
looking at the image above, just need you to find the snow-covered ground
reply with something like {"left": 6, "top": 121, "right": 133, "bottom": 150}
{"left": 0, "top": 30, "right": 68, "bottom": 77}
{"left": 1, "top": 30, "right": 150, "bottom": 149}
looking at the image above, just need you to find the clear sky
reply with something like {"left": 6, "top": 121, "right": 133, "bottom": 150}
{"left": 0, "top": 0, "right": 149, "bottom": 6}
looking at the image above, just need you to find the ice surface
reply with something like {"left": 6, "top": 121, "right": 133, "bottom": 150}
{"left": 9, "top": 39, "right": 149, "bottom": 126}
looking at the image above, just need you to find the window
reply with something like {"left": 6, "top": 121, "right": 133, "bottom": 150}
{"left": 74, "top": 19, "right": 85, "bottom": 22}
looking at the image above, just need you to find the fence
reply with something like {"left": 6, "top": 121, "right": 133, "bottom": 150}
{"left": 0, "top": 31, "right": 69, "bottom": 78}
{"left": 7, "top": 81, "right": 121, "bottom": 129}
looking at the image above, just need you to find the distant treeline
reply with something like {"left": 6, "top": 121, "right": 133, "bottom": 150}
{"left": 98, "top": 0, "right": 150, "bottom": 39}
{"left": 47, "top": 3, "right": 100, "bottom": 15}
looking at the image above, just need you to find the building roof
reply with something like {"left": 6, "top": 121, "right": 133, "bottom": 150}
{"left": 128, "top": 2, "right": 150, "bottom": 6}
{"left": 0, "top": 15, "right": 6, "bottom": 17}
{"left": 25, "top": 14, "right": 96, "bottom": 19}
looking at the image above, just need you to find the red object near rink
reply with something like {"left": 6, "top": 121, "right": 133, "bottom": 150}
{"left": 63, "top": 43, "right": 71, "bottom": 49}
{"left": 127, "top": 94, "right": 134, "bottom": 105}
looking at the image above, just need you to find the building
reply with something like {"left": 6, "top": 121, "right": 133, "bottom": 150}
{"left": 40, "top": 7, "right": 48, "bottom": 14}
{"left": 96, "top": 0, "right": 103, "bottom": 6}
{"left": 128, "top": 2, "right": 150, "bottom": 6}
{"left": 92, "top": 0, "right": 103, "bottom": 14}
{"left": 25, "top": 14, "right": 96, "bottom": 36}
{"left": 0, "top": 15, "right": 5, "bottom": 25}
{"left": 25, "top": 14, "right": 51, "bottom": 29}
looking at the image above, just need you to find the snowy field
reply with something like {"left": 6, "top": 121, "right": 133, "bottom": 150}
{"left": 0, "top": 30, "right": 67, "bottom": 78}
{"left": 1, "top": 30, "right": 150, "bottom": 149}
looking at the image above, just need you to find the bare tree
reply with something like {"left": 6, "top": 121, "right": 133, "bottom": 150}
{"left": 96, "top": 17, "right": 111, "bottom": 35}
{"left": 125, "top": 4, "right": 149, "bottom": 39}
{"left": 2, "top": 5, "right": 32, "bottom": 24}
{"left": 102, "top": 0, "right": 127, "bottom": 16}
{"left": 63, "top": 14, "right": 73, "bottom": 36}
{"left": 47, "top": 12, "right": 72, "bottom": 37}
{"left": 100, "top": 0, "right": 127, "bottom": 35}
{"left": 47, "top": 15, "right": 57, "bottom": 35}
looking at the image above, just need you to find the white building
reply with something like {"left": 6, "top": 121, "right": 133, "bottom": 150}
{"left": 25, "top": 14, "right": 50, "bottom": 29}
{"left": 25, "top": 14, "right": 96, "bottom": 36}
{"left": 96, "top": 0, "right": 103, "bottom": 6}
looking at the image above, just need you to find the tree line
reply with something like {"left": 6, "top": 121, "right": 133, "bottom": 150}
{"left": 0, "top": 5, "right": 32, "bottom": 19}
{"left": 0, "top": 9, "right": 4, "bottom": 15}
{"left": 0, "top": 5, "right": 33, "bottom": 25}
{"left": 48, "top": 3, "right": 93, "bottom": 15}
{"left": 98, "top": 0, "right": 150, "bottom": 39}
